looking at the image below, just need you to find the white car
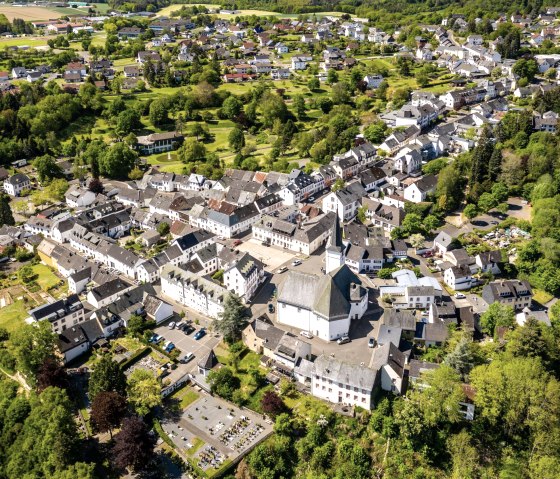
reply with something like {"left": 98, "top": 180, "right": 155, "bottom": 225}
{"left": 454, "top": 293, "right": 466, "bottom": 299}
{"left": 168, "top": 321, "right": 176, "bottom": 329}
{"left": 292, "top": 259, "right": 302, "bottom": 266}
{"left": 300, "top": 330, "right": 313, "bottom": 339}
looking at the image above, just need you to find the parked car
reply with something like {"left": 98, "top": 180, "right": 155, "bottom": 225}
{"left": 454, "top": 292, "right": 466, "bottom": 299}
{"left": 148, "top": 334, "right": 159, "bottom": 343}
{"left": 368, "top": 338, "right": 375, "bottom": 348}
{"left": 193, "top": 329, "right": 206, "bottom": 340}
{"left": 308, "top": 196, "right": 315, "bottom": 202}
{"left": 168, "top": 321, "right": 176, "bottom": 329}
{"left": 337, "top": 335, "right": 351, "bottom": 345}
{"left": 181, "top": 352, "right": 195, "bottom": 363}
{"left": 292, "top": 259, "right": 302, "bottom": 266}
{"left": 233, "top": 239, "right": 242, "bottom": 246}
{"left": 300, "top": 330, "right": 313, "bottom": 339}
{"left": 164, "top": 342, "right": 175, "bottom": 352}
{"left": 268, "top": 303, "right": 275, "bottom": 313}
{"left": 277, "top": 266, "right": 288, "bottom": 274}
{"left": 183, "top": 325, "right": 195, "bottom": 335}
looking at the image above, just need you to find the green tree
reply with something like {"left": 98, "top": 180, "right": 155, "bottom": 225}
{"left": 88, "top": 355, "right": 127, "bottom": 400}
{"left": 477, "top": 192, "right": 499, "bottom": 213}
{"left": 179, "top": 137, "right": 206, "bottom": 163}
{"left": 115, "top": 109, "right": 141, "bottom": 137}
{"left": 0, "top": 193, "right": 15, "bottom": 227}
{"left": 444, "top": 335, "right": 477, "bottom": 380}
{"left": 148, "top": 98, "right": 169, "bottom": 126}
{"left": 409, "top": 233, "right": 425, "bottom": 249}
{"left": 463, "top": 203, "right": 478, "bottom": 220}
{"left": 10, "top": 322, "right": 57, "bottom": 382}
{"left": 100, "top": 143, "right": 137, "bottom": 179}
{"left": 221, "top": 95, "right": 243, "bottom": 120}
{"left": 207, "top": 367, "right": 240, "bottom": 401}
{"left": 33, "top": 155, "right": 63, "bottom": 184}
{"left": 45, "top": 178, "right": 69, "bottom": 202}
{"left": 228, "top": 126, "right": 246, "bottom": 152}
{"left": 332, "top": 178, "right": 345, "bottom": 192}
{"left": 17, "top": 264, "right": 35, "bottom": 284}
{"left": 127, "top": 368, "right": 162, "bottom": 416}
{"left": 363, "top": 121, "right": 387, "bottom": 144}
{"left": 293, "top": 94, "right": 306, "bottom": 119}
{"left": 308, "top": 76, "right": 320, "bottom": 91}
{"left": 214, "top": 293, "right": 247, "bottom": 344}
{"left": 157, "top": 221, "right": 170, "bottom": 236}
{"left": 479, "top": 302, "right": 515, "bottom": 336}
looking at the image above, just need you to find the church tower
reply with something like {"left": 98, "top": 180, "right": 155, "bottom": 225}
{"left": 325, "top": 215, "right": 345, "bottom": 274}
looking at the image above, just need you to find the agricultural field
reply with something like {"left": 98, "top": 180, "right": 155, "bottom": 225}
{"left": 0, "top": 5, "right": 82, "bottom": 21}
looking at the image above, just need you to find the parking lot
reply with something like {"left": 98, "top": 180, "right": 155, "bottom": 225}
{"left": 235, "top": 238, "right": 298, "bottom": 272}
{"left": 153, "top": 322, "right": 222, "bottom": 377}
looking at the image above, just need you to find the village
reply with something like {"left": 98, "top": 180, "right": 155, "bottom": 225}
{"left": 0, "top": 2, "right": 559, "bottom": 477}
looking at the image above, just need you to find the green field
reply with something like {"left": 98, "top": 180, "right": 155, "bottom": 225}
{"left": 0, "top": 37, "right": 50, "bottom": 49}
{"left": 0, "top": 300, "right": 28, "bottom": 332}
{"left": 32, "top": 264, "right": 61, "bottom": 291}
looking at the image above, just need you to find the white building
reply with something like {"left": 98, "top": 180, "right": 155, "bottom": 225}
{"left": 4, "top": 173, "right": 30, "bottom": 196}
{"left": 310, "top": 355, "right": 378, "bottom": 410}
{"left": 224, "top": 253, "right": 265, "bottom": 303}
{"left": 160, "top": 265, "right": 226, "bottom": 319}
{"left": 277, "top": 264, "right": 368, "bottom": 341}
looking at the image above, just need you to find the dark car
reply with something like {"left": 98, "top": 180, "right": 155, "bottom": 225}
{"left": 193, "top": 328, "right": 206, "bottom": 340}
{"left": 183, "top": 325, "right": 195, "bottom": 335}
{"left": 268, "top": 303, "right": 275, "bottom": 313}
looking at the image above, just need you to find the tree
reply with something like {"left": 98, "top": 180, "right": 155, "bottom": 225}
{"left": 463, "top": 204, "right": 478, "bottom": 221}
{"left": 423, "top": 215, "right": 439, "bottom": 233}
{"left": 327, "top": 68, "right": 339, "bottom": 84}
{"left": 111, "top": 416, "right": 156, "bottom": 472}
{"left": 10, "top": 322, "right": 57, "bottom": 382}
{"left": 90, "top": 391, "right": 127, "bottom": 438}
{"left": 308, "top": 76, "right": 320, "bottom": 91}
{"left": 402, "top": 213, "right": 423, "bottom": 235}
{"left": 479, "top": 302, "right": 515, "bottom": 336}
{"left": 88, "top": 355, "right": 127, "bottom": 400}
{"left": 0, "top": 194, "right": 14, "bottom": 227}
{"left": 228, "top": 126, "right": 246, "bottom": 152}
{"left": 293, "top": 94, "right": 306, "bottom": 119}
{"left": 179, "top": 137, "right": 206, "bottom": 163}
{"left": 477, "top": 192, "right": 498, "bottom": 213}
{"left": 127, "top": 368, "right": 162, "bottom": 416}
{"left": 148, "top": 98, "right": 168, "bottom": 126}
{"left": 447, "top": 430, "right": 480, "bottom": 479}
{"left": 409, "top": 233, "right": 425, "bottom": 249}
{"left": 115, "top": 109, "right": 141, "bottom": 137}
{"left": 261, "top": 93, "right": 288, "bottom": 129}
{"left": 36, "top": 357, "right": 68, "bottom": 392}
{"left": 214, "top": 293, "right": 247, "bottom": 344}
{"left": 207, "top": 367, "right": 240, "bottom": 401}
{"left": 18, "top": 264, "right": 35, "bottom": 284}
{"left": 157, "top": 221, "right": 170, "bottom": 236}
{"left": 88, "top": 178, "right": 103, "bottom": 194}
{"left": 357, "top": 206, "right": 367, "bottom": 224}
{"left": 444, "top": 335, "right": 477, "bottom": 381}
{"left": 512, "top": 58, "right": 538, "bottom": 81}
{"left": 332, "top": 178, "right": 345, "bottom": 192}
{"left": 363, "top": 121, "right": 387, "bottom": 144}
{"left": 221, "top": 95, "right": 243, "bottom": 120}
{"left": 100, "top": 143, "right": 137, "bottom": 180}
{"left": 33, "top": 155, "right": 63, "bottom": 184}
{"left": 45, "top": 178, "right": 69, "bottom": 202}
{"left": 261, "top": 391, "right": 286, "bottom": 418}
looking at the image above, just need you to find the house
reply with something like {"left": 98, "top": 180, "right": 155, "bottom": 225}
{"left": 87, "top": 278, "right": 135, "bottom": 309}
{"left": 160, "top": 265, "right": 227, "bottom": 319}
{"left": 291, "top": 56, "right": 309, "bottom": 70}
{"left": 533, "top": 111, "right": 559, "bottom": 133}
{"left": 197, "top": 349, "right": 219, "bottom": 378}
{"left": 143, "top": 294, "right": 174, "bottom": 324}
{"left": 65, "top": 185, "right": 96, "bottom": 208}
{"left": 310, "top": 355, "right": 378, "bottom": 410}
{"left": 482, "top": 280, "right": 533, "bottom": 310}
{"left": 223, "top": 253, "right": 265, "bottom": 303}
{"left": 242, "top": 317, "right": 286, "bottom": 357}
{"left": 443, "top": 264, "right": 476, "bottom": 291}
{"left": 475, "top": 251, "right": 501, "bottom": 274}
{"left": 363, "top": 74, "right": 384, "bottom": 89}
{"left": 371, "top": 342, "right": 407, "bottom": 395}
{"left": 26, "top": 71, "right": 43, "bottom": 83}
{"left": 322, "top": 184, "right": 365, "bottom": 222}
{"left": 28, "top": 295, "right": 85, "bottom": 334}
{"left": 57, "top": 326, "right": 90, "bottom": 364}
{"left": 270, "top": 68, "right": 290, "bottom": 80}
{"left": 403, "top": 174, "right": 438, "bottom": 203}
{"left": 124, "top": 65, "right": 142, "bottom": 78}
{"left": 136, "top": 131, "right": 183, "bottom": 155}
{"left": 118, "top": 27, "right": 143, "bottom": 39}
{"left": 137, "top": 51, "right": 161, "bottom": 64}
{"left": 277, "top": 264, "right": 368, "bottom": 342}
{"left": 361, "top": 197, "right": 405, "bottom": 232}
{"left": 4, "top": 173, "right": 30, "bottom": 196}
{"left": 433, "top": 231, "right": 453, "bottom": 254}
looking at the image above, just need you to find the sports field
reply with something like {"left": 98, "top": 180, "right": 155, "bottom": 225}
{"left": 0, "top": 5, "right": 82, "bottom": 21}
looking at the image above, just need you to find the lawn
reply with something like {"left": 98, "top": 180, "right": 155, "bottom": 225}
{"left": 0, "top": 300, "right": 29, "bottom": 332}
{"left": 32, "top": 264, "right": 61, "bottom": 291}
{"left": 0, "top": 37, "right": 50, "bottom": 49}
{"left": 533, "top": 289, "right": 554, "bottom": 305}
{"left": 0, "top": 5, "right": 67, "bottom": 21}
{"left": 170, "top": 386, "right": 200, "bottom": 409}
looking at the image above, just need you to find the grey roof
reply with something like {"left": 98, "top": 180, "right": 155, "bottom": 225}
{"left": 249, "top": 318, "right": 285, "bottom": 351}
{"left": 408, "top": 359, "right": 440, "bottom": 380}
{"left": 382, "top": 309, "right": 416, "bottom": 331}
{"left": 198, "top": 349, "right": 218, "bottom": 370}
{"left": 313, "top": 355, "right": 378, "bottom": 390}
{"left": 326, "top": 213, "right": 343, "bottom": 254}
{"left": 29, "top": 295, "right": 82, "bottom": 322}
{"left": 278, "top": 265, "right": 365, "bottom": 321}
{"left": 89, "top": 278, "right": 133, "bottom": 301}
{"left": 57, "top": 326, "right": 88, "bottom": 354}
{"left": 371, "top": 342, "right": 406, "bottom": 378}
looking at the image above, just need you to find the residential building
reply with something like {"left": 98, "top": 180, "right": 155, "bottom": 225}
{"left": 28, "top": 295, "right": 85, "bottom": 334}
{"left": 482, "top": 280, "right": 533, "bottom": 310}
{"left": 223, "top": 253, "right": 265, "bottom": 302}
{"left": 4, "top": 173, "right": 30, "bottom": 196}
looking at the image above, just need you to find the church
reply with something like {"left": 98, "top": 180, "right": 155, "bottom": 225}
{"left": 276, "top": 217, "right": 368, "bottom": 341}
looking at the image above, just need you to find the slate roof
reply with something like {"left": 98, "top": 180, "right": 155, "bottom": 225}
{"left": 313, "top": 355, "right": 378, "bottom": 390}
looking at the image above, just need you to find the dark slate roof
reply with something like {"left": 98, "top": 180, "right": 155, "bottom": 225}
{"left": 29, "top": 295, "right": 82, "bottom": 322}
{"left": 198, "top": 349, "right": 218, "bottom": 370}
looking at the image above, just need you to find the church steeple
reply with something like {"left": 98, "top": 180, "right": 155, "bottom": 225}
{"left": 325, "top": 215, "right": 344, "bottom": 274}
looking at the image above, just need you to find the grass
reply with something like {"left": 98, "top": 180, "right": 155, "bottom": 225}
{"left": 0, "top": 37, "right": 50, "bottom": 48}
{"left": 31, "top": 264, "right": 61, "bottom": 291}
{"left": 533, "top": 289, "right": 554, "bottom": 305}
{"left": 0, "top": 300, "right": 29, "bottom": 332}
{"left": 173, "top": 387, "right": 200, "bottom": 409}
{"left": 186, "top": 437, "right": 205, "bottom": 456}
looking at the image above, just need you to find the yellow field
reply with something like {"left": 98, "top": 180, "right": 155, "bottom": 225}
{"left": 0, "top": 5, "right": 67, "bottom": 21}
